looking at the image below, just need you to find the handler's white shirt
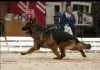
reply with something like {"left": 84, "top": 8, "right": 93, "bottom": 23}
{"left": 64, "top": 12, "right": 73, "bottom": 35}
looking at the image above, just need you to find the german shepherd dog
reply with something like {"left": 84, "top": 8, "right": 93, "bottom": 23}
{"left": 20, "top": 18, "right": 91, "bottom": 59}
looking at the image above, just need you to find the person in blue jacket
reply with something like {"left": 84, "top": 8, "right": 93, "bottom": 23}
{"left": 60, "top": 6, "right": 76, "bottom": 36}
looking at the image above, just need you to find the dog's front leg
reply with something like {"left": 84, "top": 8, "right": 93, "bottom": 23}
{"left": 20, "top": 41, "right": 40, "bottom": 55}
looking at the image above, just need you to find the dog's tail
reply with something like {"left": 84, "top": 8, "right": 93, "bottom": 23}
{"left": 77, "top": 42, "right": 91, "bottom": 50}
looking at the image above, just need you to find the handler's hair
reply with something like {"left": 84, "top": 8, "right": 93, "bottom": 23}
{"left": 66, "top": 6, "right": 73, "bottom": 12}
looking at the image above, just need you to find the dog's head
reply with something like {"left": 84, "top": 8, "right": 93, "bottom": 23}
{"left": 21, "top": 18, "right": 36, "bottom": 35}
{"left": 21, "top": 18, "right": 44, "bottom": 36}
{"left": 22, "top": 18, "right": 36, "bottom": 31}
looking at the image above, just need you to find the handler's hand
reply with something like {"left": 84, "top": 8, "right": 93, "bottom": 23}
{"left": 67, "top": 16, "right": 70, "bottom": 20}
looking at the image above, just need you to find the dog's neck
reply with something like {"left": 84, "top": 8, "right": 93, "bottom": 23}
{"left": 30, "top": 23, "right": 56, "bottom": 43}
{"left": 30, "top": 24, "right": 46, "bottom": 41}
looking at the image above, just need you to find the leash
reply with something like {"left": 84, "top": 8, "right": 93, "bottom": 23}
{"left": 44, "top": 27, "right": 56, "bottom": 34}
{"left": 91, "top": 12, "right": 100, "bottom": 17}
{"left": 40, "top": 27, "right": 56, "bottom": 42}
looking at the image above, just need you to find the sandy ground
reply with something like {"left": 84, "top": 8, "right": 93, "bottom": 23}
{"left": 0, "top": 52, "right": 100, "bottom": 70}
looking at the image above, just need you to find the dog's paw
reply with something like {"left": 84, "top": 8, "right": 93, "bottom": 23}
{"left": 60, "top": 55, "right": 65, "bottom": 59}
{"left": 53, "top": 57, "right": 59, "bottom": 59}
{"left": 53, "top": 57, "right": 62, "bottom": 60}
{"left": 82, "top": 55, "right": 87, "bottom": 57}
{"left": 20, "top": 52, "right": 26, "bottom": 55}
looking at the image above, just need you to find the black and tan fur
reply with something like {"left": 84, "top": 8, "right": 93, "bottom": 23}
{"left": 20, "top": 18, "right": 91, "bottom": 59}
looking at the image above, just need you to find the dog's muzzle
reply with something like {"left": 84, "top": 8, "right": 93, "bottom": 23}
{"left": 21, "top": 26, "right": 28, "bottom": 31}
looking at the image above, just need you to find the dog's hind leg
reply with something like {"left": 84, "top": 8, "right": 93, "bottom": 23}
{"left": 78, "top": 49, "right": 87, "bottom": 57}
{"left": 51, "top": 47, "right": 61, "bottom": 59}
{"left": 59, "top": 47, "right": 66, "bottom": 59}
{"left": 76, "top": 43, "right": 87, "bottom": 57}
{"left": 49, "top": 43, "right": 61, "bottom": 60}
{"left": 44, "top": 36, "right": 61, "bottom": 59}
{"left": 58, "top": 40, "right": 77, "bottom": 59}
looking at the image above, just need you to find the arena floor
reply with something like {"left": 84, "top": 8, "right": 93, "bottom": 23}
{"left": 0, "top": 52, "right": 100, "bottom": 70}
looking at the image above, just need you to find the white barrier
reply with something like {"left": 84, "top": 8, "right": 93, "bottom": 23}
{"left": 80, "top": 38, "right": 100, "bottom": 51}
{"left": 0, "top": 36, "right": 100, "bottom": 52}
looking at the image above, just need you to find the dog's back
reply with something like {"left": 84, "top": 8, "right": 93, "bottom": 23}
{"left": 44, "top": 28, "right": 79, "bottom": 45}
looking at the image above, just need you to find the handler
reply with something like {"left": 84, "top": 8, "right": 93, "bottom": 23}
{"left": 60, "top": 6, "right": 76, "bottom": 36}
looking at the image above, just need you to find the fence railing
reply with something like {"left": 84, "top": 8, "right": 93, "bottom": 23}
{"left": 0, "top": 36, "right": 100, "bottom": 52}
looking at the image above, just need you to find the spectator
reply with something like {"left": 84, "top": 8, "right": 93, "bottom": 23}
{"left": 60, "top": 6, "right": 76, "bottom": 36}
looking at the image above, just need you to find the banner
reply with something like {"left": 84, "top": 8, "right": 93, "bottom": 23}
{"left": 10, "top": 1, "right": 46, "bottom": 27}
{"left": 25, "top": 9, "right": 36, "bottom": 22}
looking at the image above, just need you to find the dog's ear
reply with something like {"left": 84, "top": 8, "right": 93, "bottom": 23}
{"left": 33, "top": 18, "right": 36, "bottom": 23}
{"left": 30, "top": 18, "right": 36, "bottom": 24}
{"left": 32, "top": 18, "right": 36, "bottom": 24}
